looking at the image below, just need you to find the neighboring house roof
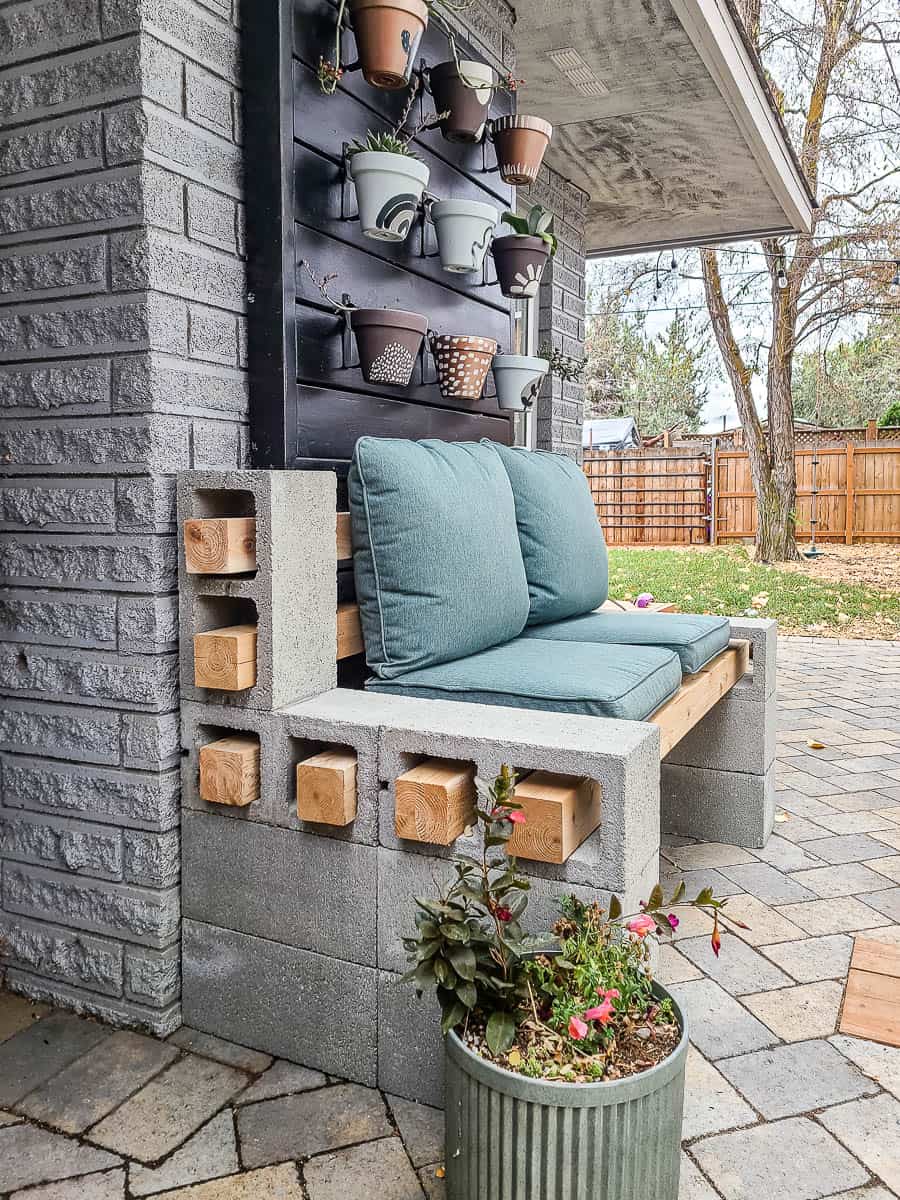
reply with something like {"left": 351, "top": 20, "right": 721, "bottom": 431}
{"left": 583, "top": 417, "right": 641, "bottom": 449}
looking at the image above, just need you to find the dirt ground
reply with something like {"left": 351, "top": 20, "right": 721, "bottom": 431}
{"left": 774, "top": 543, "right": 900, "bottom": 591}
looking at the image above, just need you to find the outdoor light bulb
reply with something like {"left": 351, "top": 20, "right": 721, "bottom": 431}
{"left": 777, "top": 268, "right": 788, "bottom": 289}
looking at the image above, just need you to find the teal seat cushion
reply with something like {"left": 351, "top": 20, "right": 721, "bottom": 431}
{"left": 520, "top": 611, "right": 731, "bottom": 675}
{"left": 348, "top": 437, "right": 530, "bottom": 679}
{"left": 484, "top": 441, "right": 608, "bottom": 625}
{"left": 366, "top": 637, "right": 682, "bottom": 721}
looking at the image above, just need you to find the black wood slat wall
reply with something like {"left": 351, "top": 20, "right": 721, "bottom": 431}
{"left": 243, "top": 0, "right": 518, "bottom": 474}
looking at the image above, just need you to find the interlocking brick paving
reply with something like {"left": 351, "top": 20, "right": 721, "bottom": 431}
{"left": 1, "top": 635, "right": 900, "bottom": 1199}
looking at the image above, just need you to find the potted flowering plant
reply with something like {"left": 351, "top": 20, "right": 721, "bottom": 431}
{"left": 319, "top": 0, "right": 429, "bottom": 92}
{"left": 490, "top": 343, "right": 585, "bottom": 412}
{"left": 403, "top": 766, "right": 741, "bottom": 1200}
{"left": 346, "top": 125, "right": 431, "bottom": 243}
{"left": 490, "top": 205, "right": 557, "bottom": 298}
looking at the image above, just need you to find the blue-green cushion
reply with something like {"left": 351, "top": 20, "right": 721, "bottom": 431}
{"left": 367, "top": 637, "right": 682, "bottom": 721}
{"left": 484, "top": 441, "right": 608, "bottom": 625}
{"left": 349, "top": 438, "right": 530, "bottom": 679}
{"left": 520, "top": 611, "right": 731, "bottom": 675}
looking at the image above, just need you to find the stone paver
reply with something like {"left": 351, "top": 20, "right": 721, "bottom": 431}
{"left": 775, "top": 896, "right": 890, "bottom": 935}
{"left": 819, "top": 1093, "right": 900, "bottom": 1193}
{"left": 750, "top": 837, "right": 824, "bottom": 871}
{"left": 858, "top": 887, "right": 900, "bottom": 922}
{"left": 716, "top": 1040, "right": 880, "bottom": 1119}
{"left": 680, "top": 1154, "right": 719, "bottom": 1200}
{"left": 802, "top": 834, "right": 897, "bottom": 864}
{"left": 830, "top": 1035, "right": 900, "bottom": 1100}
{"left": 664, "top": 843, "right": 757, "bottom": 870}
{"left": 867, "top": 856, "right": 900, "bottom": 883}
{"left": 144, "top": 1163, "right": 304, "bottom": 1200}
{"left": 17, "top": 1030, "right": 178, "bottom": 1134}
{"left": 676, "top": 935, "right": 793, "bottom": 996}
{"left": 691, "top": 1117, "right": 869, "bottom": 1200}
{"left": 1, "top": 1110, "right": 24, "bottom": 1126}
{"left": 789, "top": 862, "right": 891, "bottom": 898}
{"left": 387, "top": 1096, "right": 444, "bottom": 1168}
{"left": 716, "top": 894, "right": 805, "bottom": 947}
{"left": 237, "top": 1084, "right": 392, "bottom": 1169}
{"left": 304, "top": 1136, "right": 423, "bottom": 1200}
{"left": 742, "top": 981, "right": 844, "bottom": 1041}
{"left": 760, "top": 934, "right": 854, "bottom": 983}
{"left": 0, "top": 1013, "right": 109, "bottom": 1108}
{"left": 682, "top": 1047, "right": 756, "bottom": 1139}
{"left": 668, "top": 979, "right": 776, "bottom": 1059}
{"left": 236, "top": 1060, "right": 328, "bottom": 1106}
{"left": 129, "top": 1111, "right": 238, "bottom": 1196}
{"left": 719, "top": 863, "right": 816, "bottom": 904}
{"left": 0, "top": 993, "right": 50, "bottom": 1043}
{"left": 89, "top": 1055, "right": 248, "bottom": 1163}
{"left": 656, "top": 944, "right": 704, "bottom": 985}
{"left": 167, "top": 1027, "right": 274, "bottom": 1074}
{"left": 0, "top": 1124, "right": 120, "bottom": 1193}
{"left": 417, "top": 1164, "right": 445, "bottom": 1199}
{"left": 12, "top": 1168, "right": 126, "bottom": 1200}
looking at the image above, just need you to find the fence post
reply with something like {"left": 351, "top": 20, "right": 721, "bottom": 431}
{"left": 845, "top": 442, "right": 855, "bottom": 545}
{"left": 709, "top": 438, "right": 718, "bottom": 545}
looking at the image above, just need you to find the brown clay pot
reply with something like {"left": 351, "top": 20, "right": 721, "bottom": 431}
{"left": 429, "top": 59, "right": 495, "bottom": 143}
{"left": 429, "top": 334, "right": 498, "bottom": 400}
{"left": 491, "top": 115, "right": 553, "bottom": 185}
{"left": 490, "top": 234, "right": 551, "bottom": 298}
{"left": 350, "top": 0, "right": 429, "bottom": 90}
{"left": 351, "top": 308, "right": 428, "bottom": 386}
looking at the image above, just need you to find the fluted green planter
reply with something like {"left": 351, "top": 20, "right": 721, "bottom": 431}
{"left": 444, "top": 986, "right": 687, "bottom": 1200}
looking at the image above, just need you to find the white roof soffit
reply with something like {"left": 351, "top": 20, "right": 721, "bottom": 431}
{"left": 512, "top": 0, "right": 816, "bottom": 256}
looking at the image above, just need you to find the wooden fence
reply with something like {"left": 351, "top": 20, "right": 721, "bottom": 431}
{"left": 584, "top": 443, "right": 900, "bottom": 545}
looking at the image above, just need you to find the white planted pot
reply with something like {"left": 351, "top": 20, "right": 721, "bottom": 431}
{"left": 430, "top": 198, "right": 498, "bottom": 273}
{"left": 491, "top": 353, "right": 549, "bottom": 411}
{"left": 348, "top": 151, "right": 430, "bottom": 243}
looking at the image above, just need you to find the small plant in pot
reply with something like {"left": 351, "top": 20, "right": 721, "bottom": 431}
{"left": 491, "top": 205, "right": 556, "bottom": 298}
{"left": 301, "top": 261, "right": 428, "bottom": 387}
{"left": 403, "top": 766, "right": 743, "bottom": 1200}
{"left": 490, "top": 342, "right": 585, "bottom": 412}
{"left": 427, "top": 58, "right": 496, "bottom": 142}
{"left": 318, "top": 0, "right": 429, "bottom": 93}
{"left": 346, "top": 124, "right": 431, "bottom": 243}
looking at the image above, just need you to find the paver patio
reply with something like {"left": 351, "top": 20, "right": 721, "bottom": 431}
{"left": 1, "top": 635, "right": 900, "bottom": 1200}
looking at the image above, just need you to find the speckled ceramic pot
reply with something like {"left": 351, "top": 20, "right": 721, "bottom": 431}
{"left": 350, "top": 0, "right": 428, "bottom": 89}
{"left": 429, "top": 334, "right": 498, "bottom": 399}
{"left": 351, "top": 308, "right": 428, "bottom": 386}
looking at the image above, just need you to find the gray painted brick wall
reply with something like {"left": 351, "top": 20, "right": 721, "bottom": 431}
{"left": 0, "top": 0, "right": 247, "bottom": 1032}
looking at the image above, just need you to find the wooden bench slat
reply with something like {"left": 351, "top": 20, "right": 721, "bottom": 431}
{"left": 509, "top": 771, "right": 602, "bottom": 864}
{"left": 337, "top": 603, "right": 364, "bottom": 659}
{"left": 651, "top": 640, "right": 750, "bottom": 756}
{"left": 336, "top": 512, "right": 353, "bottom": 561}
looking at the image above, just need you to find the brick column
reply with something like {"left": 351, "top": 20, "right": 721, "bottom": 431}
{"left": 0, "top": 0, "right": 247, "bottom": 1031}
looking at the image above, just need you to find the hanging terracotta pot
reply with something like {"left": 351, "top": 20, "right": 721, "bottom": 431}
{"left": 429, "top": 198, "right": 498, "bottom": 273}
{"left": 349, "top": 0, "right": 429, "bottom": 90}
{"left": 429, "top": 334, "right": 498, "bottom": 399}
{"left": 429, "top": 59, "right": 495, "bottom": 143}
{"left": 490, "top": 234, "right": 550, "bottom": 297}
{"left": 491, "top": 353, "right": 548, "bottom": 411}
{"left": 491, "top": 115, "right": 553, "bottom": 185}
{"left": 351, "top": 309, "right": 428, "bottom": 386}
{"left": 348, "top": 150, "right": 430, "bottom": 242}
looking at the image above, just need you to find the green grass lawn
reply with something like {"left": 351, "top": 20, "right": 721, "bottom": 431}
{"left": 607, "top": 546, "right": 900, "bottom": 636}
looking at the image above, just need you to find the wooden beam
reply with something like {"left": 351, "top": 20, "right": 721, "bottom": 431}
{"left": 184, "top": 517, "right": 256, "bottom": 574}
{"left": 337, "top": 602, "right": 364, "bottom": 659}
{"left": 395, "top": 758, "right": 476, "bottom": 844}
{"left": 652, "top": 640, "right": 750, "bottom": 757}
{"left": 194, "top": 624, "right": 257, "bottom": 691}
{"left": 296, "top": 748, "right": 358, "bottom": 826}
{"left": 508, "top": 771, "right": 602, "bottom": 864}
{"left": 336, "top": 512, "right": 352, "bottom": 561}
{"left": 845, "top": 442, "right": 855, "bottom": 545}
{"left": 199, "top": 735, "right": 260, "bottom": 806}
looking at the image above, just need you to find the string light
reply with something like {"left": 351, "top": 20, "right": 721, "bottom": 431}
{"left": 892, "top": 260, "right": 900, "bottom": 288}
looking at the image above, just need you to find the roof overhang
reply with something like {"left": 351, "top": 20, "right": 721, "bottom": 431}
{"left": 512, "top": 0, "right": 816, "bottom": 256}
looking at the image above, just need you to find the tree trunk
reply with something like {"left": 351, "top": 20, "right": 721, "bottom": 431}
{"left": 760, "top": 294, "right": 802, "bottom": 563}
{"left": 756, "top": 472, "right": 800, "bottom": 562}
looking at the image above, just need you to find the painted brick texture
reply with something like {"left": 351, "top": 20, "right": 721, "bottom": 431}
{"left": 0, "top": 0, "right": 247, "bottom": 1030}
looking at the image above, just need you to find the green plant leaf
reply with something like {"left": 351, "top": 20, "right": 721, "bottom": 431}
{"left": 648, "top": 884, "right": 664, "bottom": 911}
{"left": 447, "top": 944, "right": 477, "bottom": 981}
{"left": 609, "top": 895, "right": 622, "bottom": 920}
{"left": 485, "top": 1010, "right": 517, "bottom": 1055}
{"left": 440, "top": 999, "right": 467, "bottom": 1036}
{"left": 457, "top": 980, "right": 478, "bottom": 1009}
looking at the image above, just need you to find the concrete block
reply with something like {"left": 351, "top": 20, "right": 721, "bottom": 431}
{"left": 0, "top": 165, "right": 143, "bottom": 240}
{"left": 111, "top": 353, "right": 248, "bottom": 418}
{"left": 182, "top": 919, "right": 378, "bottom": 1085}
{"left": 377, "top": 693, "right": 661, "bottom": 894}
{"left": 0, "top": 532, "right": 177, "bottom": 593}
{"left": 0, "top": 476, "right": 116, "bottom": 531}
{"left": 122, "top": 710, "right": 180, "bottom": 770}
{"left": 0, "top": 698, "right": 121, "bottom": 765}
{"left": 184, "top": 62, "right": 235, "bottom": 140}
{"left": 4, "top": 968, "right": 181, "bottom": 1037}
{"left": 0, "top": 588, "right": 117, "bottom": 648}
{"left": 661, "top": 763, "right": 775, "bottom": 848}
{"left": 0, "top": 0, "right": 102, "bottom": 69}
{"left": 0, "top": 236, "right": 107, "bottom": 304}
{"left": 0, "top": 912, "right": 123, "bottom": 998}
{"left": 191, "top": 418, "right": 241, "bottom": 468}
{"left": 177, "top": 470, "right": 337, "bottom": 711}
{"left": 0, "top": 415, "right": 192, "bottom": 476}
{"left": 124, "top": 944, "right": 181, "bottom": 1009}
{"left": 2, "top": 862, "right": 181, "bottom": 947}
{"left": 378, "top": 971, "right": 444, "bottom": 1107}
{"left": 118, "top": 595, "right": 179, "bottom": 652}
{"left": 181, "top": 699, "right": 277, "bottom": 824}
{"left": 0, "top": 359, "right": 111, "bottom": 416}
{"left": 665, "top": 692, "right": 776, "bottom": 775}
{"left": 182, "top": 809, "right": 377, "bottom": 966}
{"left": 1, "top": 807, "right": 124, "bottom": 880}
{"left": 0, "top": 37, "right": 136, "bottom": 121}
{"left": 728, "top": 618, "right": 777, "bottom": 702}
{"left": 2, "top": 754, "right": 180, "bottom": 831}
{"left": 188, "top": 301, "right": 239, "bottom": 365}
{"left": 186, "top": 183, "right": 239, "bottom": 251}
{"left": 0, "top": 643, "right": 178, "bottom": 711}
{"left": 109, "top": 228, "right": 246, "bottom": 311}
{"left": 0, "top": 111, "right": 104, "bottom": 187}
{"left": 105, "top": 101, "right": 243, "bottom": 197}
{"left": 115, "top": 475, "right": 177, "bottom": 532}
{"left": 123, "top": 829, "right": 180, "bottom": 887}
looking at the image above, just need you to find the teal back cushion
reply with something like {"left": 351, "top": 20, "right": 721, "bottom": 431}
{"left": 485, "top": 441, "right": 608, "bottom": 625}
{"left": 348, "top": 438, "right": 530, "bottom": 678}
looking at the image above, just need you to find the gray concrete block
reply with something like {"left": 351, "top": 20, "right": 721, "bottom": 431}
{"left": 0, "top": 588, "right": 117, "bottom": 648}
{"left": 115, "top": 475, "right": 176, "bottom": 532}
{"left": 118, "top": 595, "right": 179, "bottom": 652}
{"left": 661, "top": 762, "right": 775, "bottom": 848}
{"left": 0, "top": 643, "right": 179, "bottom": 711}
{"left": 0, "top": 532, "right": 177, "bottom": 592}
{"left": 4, "top": 967, "right": 182, "bottom": 1036}
{"left": 123, "top": 829, "right": 180, "bottom": 887}
{"left": 188, "top": 301, "right": 239, "bottom": 364}
{"left": 1, "top": 415, "right": 191, "bottom": 476}
{"left": 2, "top": 862, "right": 181, "bottom": 947}
{"left": 105, "top": 101, "right": 242, "bottom": 197}
{"left": 728, "top": 617, "right": 777, "bottom": 702}
{"left": 1, "top": 807, "right": 124, "bottom": 880}
{"left": 378, "top": 971, "right": 444, "bottom": 1107}
{"left": 191, "top": 418, "right": 241, "bottom": 468}
{"left": 2, "top": 754, "right": 180, "bottom": 830}
{"left": 0, "top": 359, "right": 111, "bottom": 415}
{"left": 184, "top": 62, "right": 235, "bottom": 140}
{"left": 0, "top": 111, "right": 104, "bottom": 186}
{"left": 110, "top": 228, "right": 246, "bottom": 311}
{"left": 0, "top": 698, "right": 121, "bottom": 765}
{"left": 0, "top": 39, "right": 139, "bottom": 124}
{"left": 664, "top": 691, "right": 776, "bottom": 775}
{"left": 0, "top": 912, "right": 123, "bottom": 998}
{"left": 124, "top": 944, "right": 181, "bottom": 1008}
{"left": 0, "top": 236, "right": 107, "bottom": 304}
{"left": 122, "top": 710, "right": 180, "bottom": 770}
{"left": 180, "top": 698, "right": 277, "bottom": 823}
{"left": 182, "top": 809, "right": 377, "bottom": 966}
{"left": 0, "top": 476, "right": 116, "bottom": 532}
{"left": 111, "top": 353, "right": 248, "bottom": 418}
{"left": 0, "top": 0, "right": 102, "bottom": 69}
{"left": 177, "top": 469, "right": 337, "bottom": 710}
{"left": 0, "top": 165, "right": 144, "bottom": 240}
{"left": 182, "top": 919, "right": 378, "bottom": 1085}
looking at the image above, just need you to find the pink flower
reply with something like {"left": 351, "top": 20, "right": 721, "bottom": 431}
{"left": 711, "top": 916, "right": 722, "bottom": 958}
{"left": 598, "top": 987, "right": 620, "bottom": 1001}
{"left": 507, "top": 810, "right": 527, "bottom": 825}
{"left": 584, "top": 1001, "right": 614, "bottom": 1025}
{"left": 667, "top": 914, "right": 680, "bottom": 929}
{"left": 568, "top": 1015, "right": 588, "bottom": 1040}
{"left": 626, "top": 914, "right": 656, "bottom": 938}
{"left": 496, "top": 907, "right": 512, "bottom": 922}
